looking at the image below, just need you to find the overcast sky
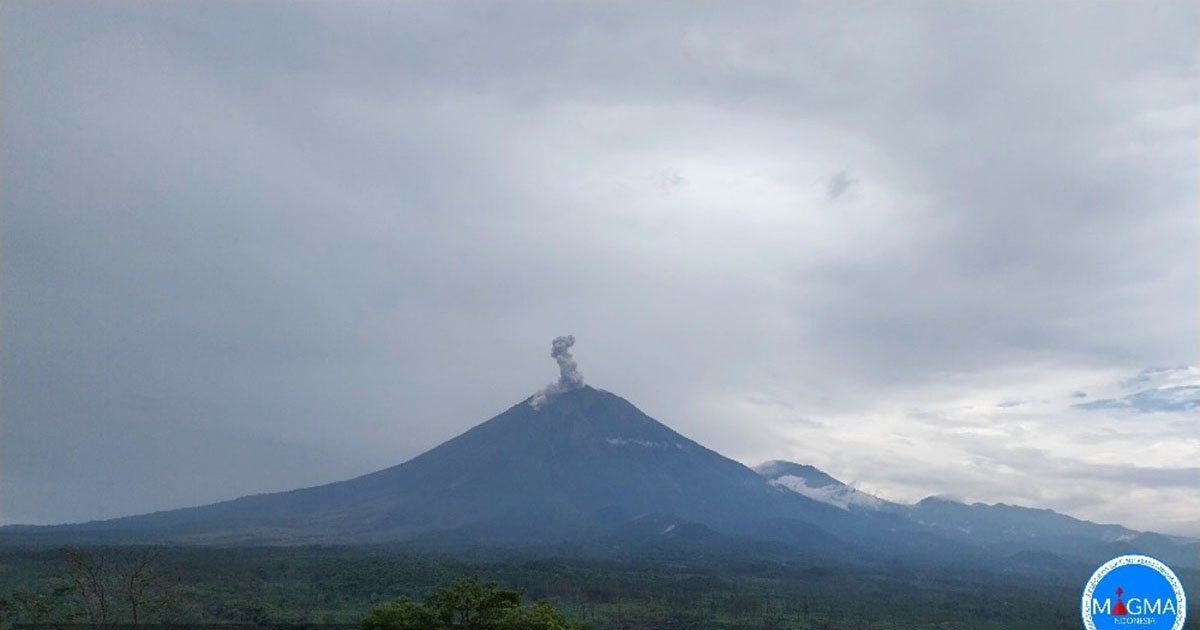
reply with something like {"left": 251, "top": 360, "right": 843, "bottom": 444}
{"left": 2, "top": 2, "right": 1198, "bottom": 536}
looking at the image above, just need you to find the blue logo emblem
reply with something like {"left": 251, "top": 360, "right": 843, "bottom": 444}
{"left": 1083, "top": 555, "right": 1186, "bottom": 630}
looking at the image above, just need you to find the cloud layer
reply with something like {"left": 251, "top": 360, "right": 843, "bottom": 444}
{"left": 1, "top": 2, "right": 1196, "bottom": 533}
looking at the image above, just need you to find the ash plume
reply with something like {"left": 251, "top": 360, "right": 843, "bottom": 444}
{"left": 530, "top": 335, "right": 584, "bottom": 409}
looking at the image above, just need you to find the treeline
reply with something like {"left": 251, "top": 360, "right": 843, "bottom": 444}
{"left": 0, "top": 549, "right": 585, "bottom": 629}
{"left": 0, "top": 548, "right": 190, "bottom": 627}
{"left": 363, "top": 577, "right": 583, "bottom": 630}
{"left": 0, "top": 545, "right": 1100, "bottom": 629}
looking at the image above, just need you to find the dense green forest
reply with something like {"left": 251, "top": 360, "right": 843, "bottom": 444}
{"left": 1, "top": 546, "right": 1195, "bottom": 630}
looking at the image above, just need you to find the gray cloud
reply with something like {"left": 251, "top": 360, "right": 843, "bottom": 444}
{"left": 968, "top": 444, "right": 1200, "bottom": 490}
{"left": 1075, "top": 399, "right": 1128, "bottom": 411}
{"left": 826, "top": 171, "right": 856, "bottom": 200}
{"left": 1, "top": 1, "right": 1196, "bottom": 532}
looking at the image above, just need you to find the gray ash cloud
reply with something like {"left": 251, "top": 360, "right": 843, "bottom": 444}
{"left": 530, "top": 335, "right": 584, "bottom": 409}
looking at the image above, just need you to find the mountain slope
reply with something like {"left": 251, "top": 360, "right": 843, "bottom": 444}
{"left": 907, "top": 496, "right": 1133, "bottom": 543}
{"left": 907, "top": 497, "right": 1199, "bottom": 567}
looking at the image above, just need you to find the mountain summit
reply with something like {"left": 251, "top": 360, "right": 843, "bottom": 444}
{"left": 338, "top": 385, "right": 824, "bottom": 541}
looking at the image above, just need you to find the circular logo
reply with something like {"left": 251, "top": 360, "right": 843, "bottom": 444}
{"left": 1082, "top": 555, "right": 1186, "bottom": 630}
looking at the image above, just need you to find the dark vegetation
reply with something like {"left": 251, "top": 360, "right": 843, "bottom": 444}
{"left": 7, "top": 545, "right": 1194, "bottom": 630}
{"left": 362, "top": 577, "right": 582, "bottom": 630}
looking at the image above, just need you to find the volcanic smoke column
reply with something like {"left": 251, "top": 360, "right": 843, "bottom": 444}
{"left": 530, "top": 335, "right": 584, "bottom": 409}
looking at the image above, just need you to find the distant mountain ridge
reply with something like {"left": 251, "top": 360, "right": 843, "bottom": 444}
{"left": 4, "top": 385, "right": 1196, "bottom": 569}
{"left": 753, "top": 462, "right": 1199, "bottom": 569}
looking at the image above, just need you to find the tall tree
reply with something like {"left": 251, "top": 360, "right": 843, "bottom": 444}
{"left": 363, "top": 577, "right": 582, "bottom": 630}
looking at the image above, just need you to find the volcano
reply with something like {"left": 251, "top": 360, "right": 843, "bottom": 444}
{"left": 10, "top": 386, "right": 859, "bottom": 546}
{"left": 8, "top": 360, "right": 1196, "bottom": 569}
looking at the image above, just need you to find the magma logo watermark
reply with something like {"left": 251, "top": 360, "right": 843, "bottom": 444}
{"left": 1082, "top": 555, "right": 1186, "bottom": 630}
